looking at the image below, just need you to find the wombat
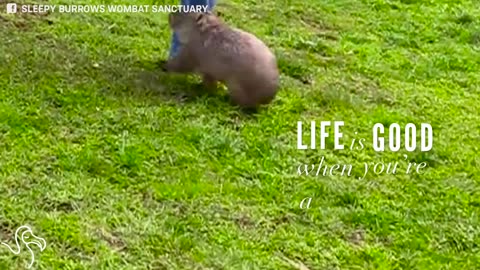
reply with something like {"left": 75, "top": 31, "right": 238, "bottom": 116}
{"left": 162, "top": 10, "right": 280, "bottom": 109}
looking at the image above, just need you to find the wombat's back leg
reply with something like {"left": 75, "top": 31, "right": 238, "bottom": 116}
{"left": 226, "top": 81, "right": 257, "bottom": 109}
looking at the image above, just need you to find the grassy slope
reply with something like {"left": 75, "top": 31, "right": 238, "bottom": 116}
{"left": 0, "top": 0, "right": 479, "bottom": 269}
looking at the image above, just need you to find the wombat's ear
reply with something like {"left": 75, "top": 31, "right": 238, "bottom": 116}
{"left": 194, "top": 12, "right": 205, "bottom": 23}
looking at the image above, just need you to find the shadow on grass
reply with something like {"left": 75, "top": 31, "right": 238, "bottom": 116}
{"left": 98, "top": 58, "right": 266, "bottom": 117}
{"left": 95, "top": 57, "right": 224, "bottom": 104}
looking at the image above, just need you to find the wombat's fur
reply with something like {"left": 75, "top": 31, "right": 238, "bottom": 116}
{"left": 163, "top": 11, "right": 280, "bottom": 109}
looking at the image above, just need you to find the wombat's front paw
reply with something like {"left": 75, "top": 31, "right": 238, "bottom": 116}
{"left": 156, "top": 59, "right": 169, "bottom": 72}
{"left": 201, "top": 74, "right": 218, "bottom": 89}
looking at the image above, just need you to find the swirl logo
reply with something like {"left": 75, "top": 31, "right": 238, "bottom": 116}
{"left": 1, "top": 225, "right": 47, "bottom": 268}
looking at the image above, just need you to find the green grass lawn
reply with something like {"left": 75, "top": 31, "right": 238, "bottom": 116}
{"left": 0, "top": 0, "right": 479, "bottom": 269}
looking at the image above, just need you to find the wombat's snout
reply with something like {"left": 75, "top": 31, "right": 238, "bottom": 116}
{"left": 168, "top": 13, "right": 175, "bottom": 27}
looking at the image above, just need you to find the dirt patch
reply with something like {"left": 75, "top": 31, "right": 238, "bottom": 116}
{"left": 233, "top": 214, "right": 255, "bottom": 229}
{"left": 271, "top": 213, "right": 296, "bottom": 226}
{"left": 39, "top": 199, "right": 77, "bottom": 213}
{"left": 299, "top": 16, "right": 339, "bottom": 41}
{"left": 96, "top": 227, "right": 128, "bottom": 252}
{"left": 347, "top": 228, "right": 366, "bottom": 246}
{"left": 0, "top": 221, "right": 15, "bottom": 240}
{"left": 277, "top": 253, "right": 311, "bottom": 270}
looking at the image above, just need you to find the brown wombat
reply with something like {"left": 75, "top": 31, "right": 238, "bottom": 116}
{"left": 162, "top": 11, "right": 280, "bottom": 109}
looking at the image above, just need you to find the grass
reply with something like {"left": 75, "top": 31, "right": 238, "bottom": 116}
{"left": 0, "top": 0, "right": 479, "bottom": 269}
